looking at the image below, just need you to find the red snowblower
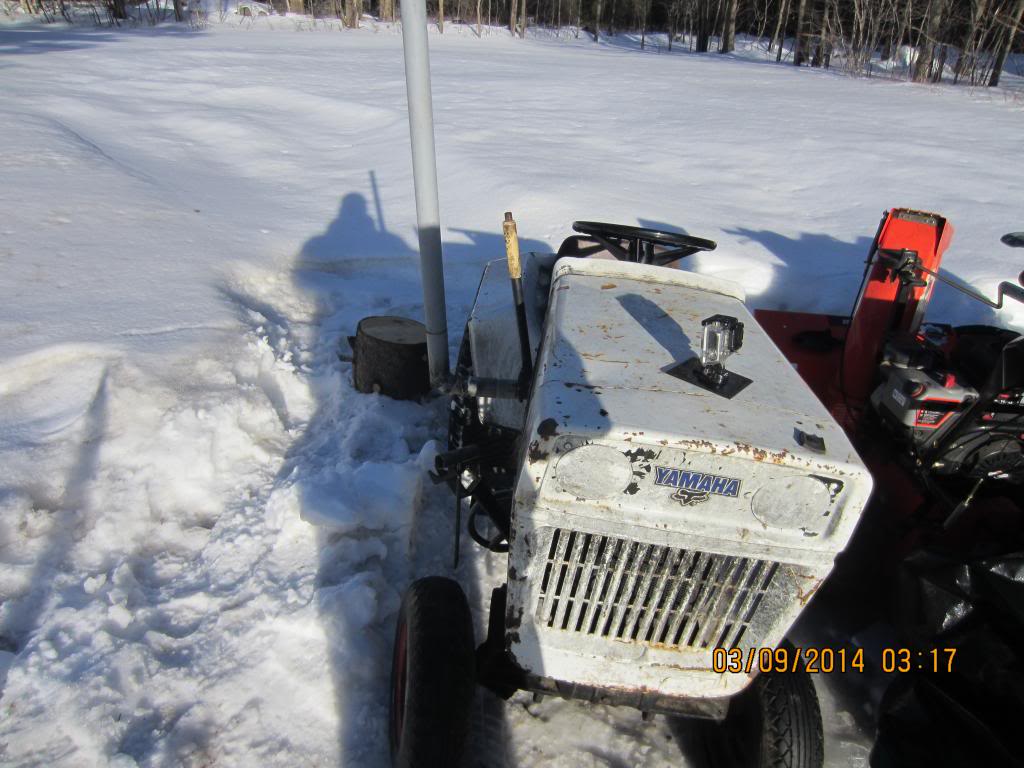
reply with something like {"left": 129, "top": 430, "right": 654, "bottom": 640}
{"left": 757, "top": 210, "right": 1024, "bottom": 766}
{"left": 758, "top": 210, "right": 1024, "bottom": 541}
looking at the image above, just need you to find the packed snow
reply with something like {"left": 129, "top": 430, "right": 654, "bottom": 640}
{"left": 1, "top": 16, "right": 1022, "bottom": 767}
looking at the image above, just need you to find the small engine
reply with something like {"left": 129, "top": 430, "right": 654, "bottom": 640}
{"left": 871, "top": 326, "right": 1024, "bottom": 483}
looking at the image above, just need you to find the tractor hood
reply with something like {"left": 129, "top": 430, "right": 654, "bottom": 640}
{"left": 508, "top": 257, "right": 873, "bottom": 699}
{"left": 515, "top": 257, "right": 872, "bottom": 563}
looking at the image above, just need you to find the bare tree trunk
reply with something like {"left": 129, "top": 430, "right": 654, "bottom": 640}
{"left": 510, "top": 0, "right": 518, "bottom": 33}
{"left": 696, "top": 0, "right": 712, "bottom": 51}
{"left": 811, "top": 0, "right": 828, "bottom": 66}
{"left": 892, "top": 0, "right": 912, "bottom": 70}
{"left": 667, "top": 0, "right": 678, "bottom": 49}
{"left": 172, "top": 0, "right": 184, "bottom": 20}
{"left": 771, "top": 0, "right": 790, "bottom": 56}
{"left": 932, "top": 43, "right": 948, "bottom": 81}
{"left": 954, "top": 0, "right": 990, "bottom": 83}
{"left": 609, "top": 0, "right": 616, "bottom": 35}
{"left": 720, "top": 0, "right": 737, "bottom": 52}
{"left": 438, "top": 0, "right": 444, "bottom": 31}
{"left": 793, "top": 0, "right": 808, "bottom": 64}
{"left": 990, "top": 0, "right": 1024, "bottom": 86}
{"left": 913, "top": 0, "right": 946, "bottom": 82}
{"left": 592, "top": 0, "right": 602, "bottom": 39}
{"left": 822, "top": 0, "right": 833, "bottom": 68}
{"left": 710, "top": 0, "right": 724, "bottom": 49}
{"left": 518, "top": 0, "right": 525, "bottom": 36}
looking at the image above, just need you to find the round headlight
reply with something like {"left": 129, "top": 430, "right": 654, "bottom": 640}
{"left": 750, "top": 476, "right": 831, "bottom": 535}
{"left": 553, "top": 443, "right": 633, "bottom": 499}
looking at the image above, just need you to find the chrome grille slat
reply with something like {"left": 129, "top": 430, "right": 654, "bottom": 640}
{"left": 678, "top": 554, "right": 731, "bottom": 647}
{"left": 664, "top": 550, "right": 708, "bottom": 646}
{"left": 717, "top": 558, "right": 768, "bottom": 649}
{"left": 534, "top": 529, "right": 783, "bottom": 652}
{"left": 612, "top": 542, "right": 654, "bottom": 640}
{"left": 695, "top": 555, "right": 746, "bottom": 648}
{"left": 633, "top": 546, "right": 671, "bottom": 642}
{"left": 706, "top": 558, "right": 757, "bottom": 649}
{"left": 545, "top": 528, "right": 575, "bottom": 627}
{"left": 654, "top": 549, "right": 699, "bottom": 645}
{"left": 600, "top": 540, "right": 640, "bottom": 637}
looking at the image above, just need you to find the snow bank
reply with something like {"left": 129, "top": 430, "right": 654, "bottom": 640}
{"left": 1, "top": 17, "right": 1021, "bottom": 766}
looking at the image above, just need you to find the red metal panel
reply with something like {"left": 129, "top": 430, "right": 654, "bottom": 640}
{"left": 840, "top": 209, "right": 953, "bottom": 405}
{"left": 755, "top": 310, "right": 846, "bottom": 407}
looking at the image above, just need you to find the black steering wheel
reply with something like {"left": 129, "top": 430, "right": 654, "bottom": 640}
{"left": 571, "top": 221, "right": 717, "bottom": 266}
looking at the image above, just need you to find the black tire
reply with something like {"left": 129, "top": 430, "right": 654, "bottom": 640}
{"left": 389, "top": 577, "right": 476, "bottom": 768}
{"left": 752, "top": 666, "right": 824, "bottom": 768}
{"left": 677, "top": 659, "right": 824, "bottom": 768}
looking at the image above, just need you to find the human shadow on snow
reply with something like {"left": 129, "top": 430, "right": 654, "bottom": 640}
{"left": 284, "top": 182, "right": 546, "bottom": 766}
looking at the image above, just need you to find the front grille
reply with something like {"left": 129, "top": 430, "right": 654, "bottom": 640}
{"left": 534, "top": 528, "right": 781, "bottom": 651}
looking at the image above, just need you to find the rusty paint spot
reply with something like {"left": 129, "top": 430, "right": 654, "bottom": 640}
{"left": 797, "top": 582, "right": 822, "bottom": 605}
{"left": 679, "top": 438, "right": 718, "bottom": 454}
{"left": 600, "top": 282, "right": 617, "bottom": 290}
{"left": 729, "top": 441, "right": 791, "bottom": 464}
{"left": 528, "top": 440, "right": 548, "bottom": 463}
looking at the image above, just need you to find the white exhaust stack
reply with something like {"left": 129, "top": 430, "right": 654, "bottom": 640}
{"left": 400, "top": 0, "right": 449, "bottom": 387}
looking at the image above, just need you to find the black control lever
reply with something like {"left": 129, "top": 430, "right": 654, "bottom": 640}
{"left": 503, "top": 212, "right": 533, "bottom": 400}
{"left": 877, "top": 247, "right": 1024, "bottom": 310}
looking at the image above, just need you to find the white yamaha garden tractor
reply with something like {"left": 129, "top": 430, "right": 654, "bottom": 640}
{"left": 375, "top": 7, "right": 872, "bottom": 765}
{"left": 385, "top": 219, "right": 874, "bottom": 768}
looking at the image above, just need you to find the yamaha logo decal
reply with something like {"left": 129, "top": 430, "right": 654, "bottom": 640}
{"left": 654, "top": 466, "right": 741, "bottom": 507}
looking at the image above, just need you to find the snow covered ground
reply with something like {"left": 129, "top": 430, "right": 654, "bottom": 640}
{"left": 0, "top": 17, "right": 1022, "bottom": 767}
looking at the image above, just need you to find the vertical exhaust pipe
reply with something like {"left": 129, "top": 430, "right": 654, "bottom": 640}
{"left": 400, "top": 0, "right": 449, "bottom": 387}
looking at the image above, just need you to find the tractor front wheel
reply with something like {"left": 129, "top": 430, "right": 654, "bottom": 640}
{"left": 678, "top": 646, "right": 824, "bottom": 768}
{"left": 389, "top": 577, "right": 476, "bottom": 768}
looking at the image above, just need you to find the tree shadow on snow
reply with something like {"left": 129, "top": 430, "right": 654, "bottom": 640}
{"left": 722, "top": 226, "right": 874, "bottom": 314}
{"left": 0, "top": 22, "right": 202, "bottom": 58}
{"left": 725, "top": 224, "right": 1005, "bottom": 327}
{"left": 281, "top": 180, "right": 545, "bottom": 765}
